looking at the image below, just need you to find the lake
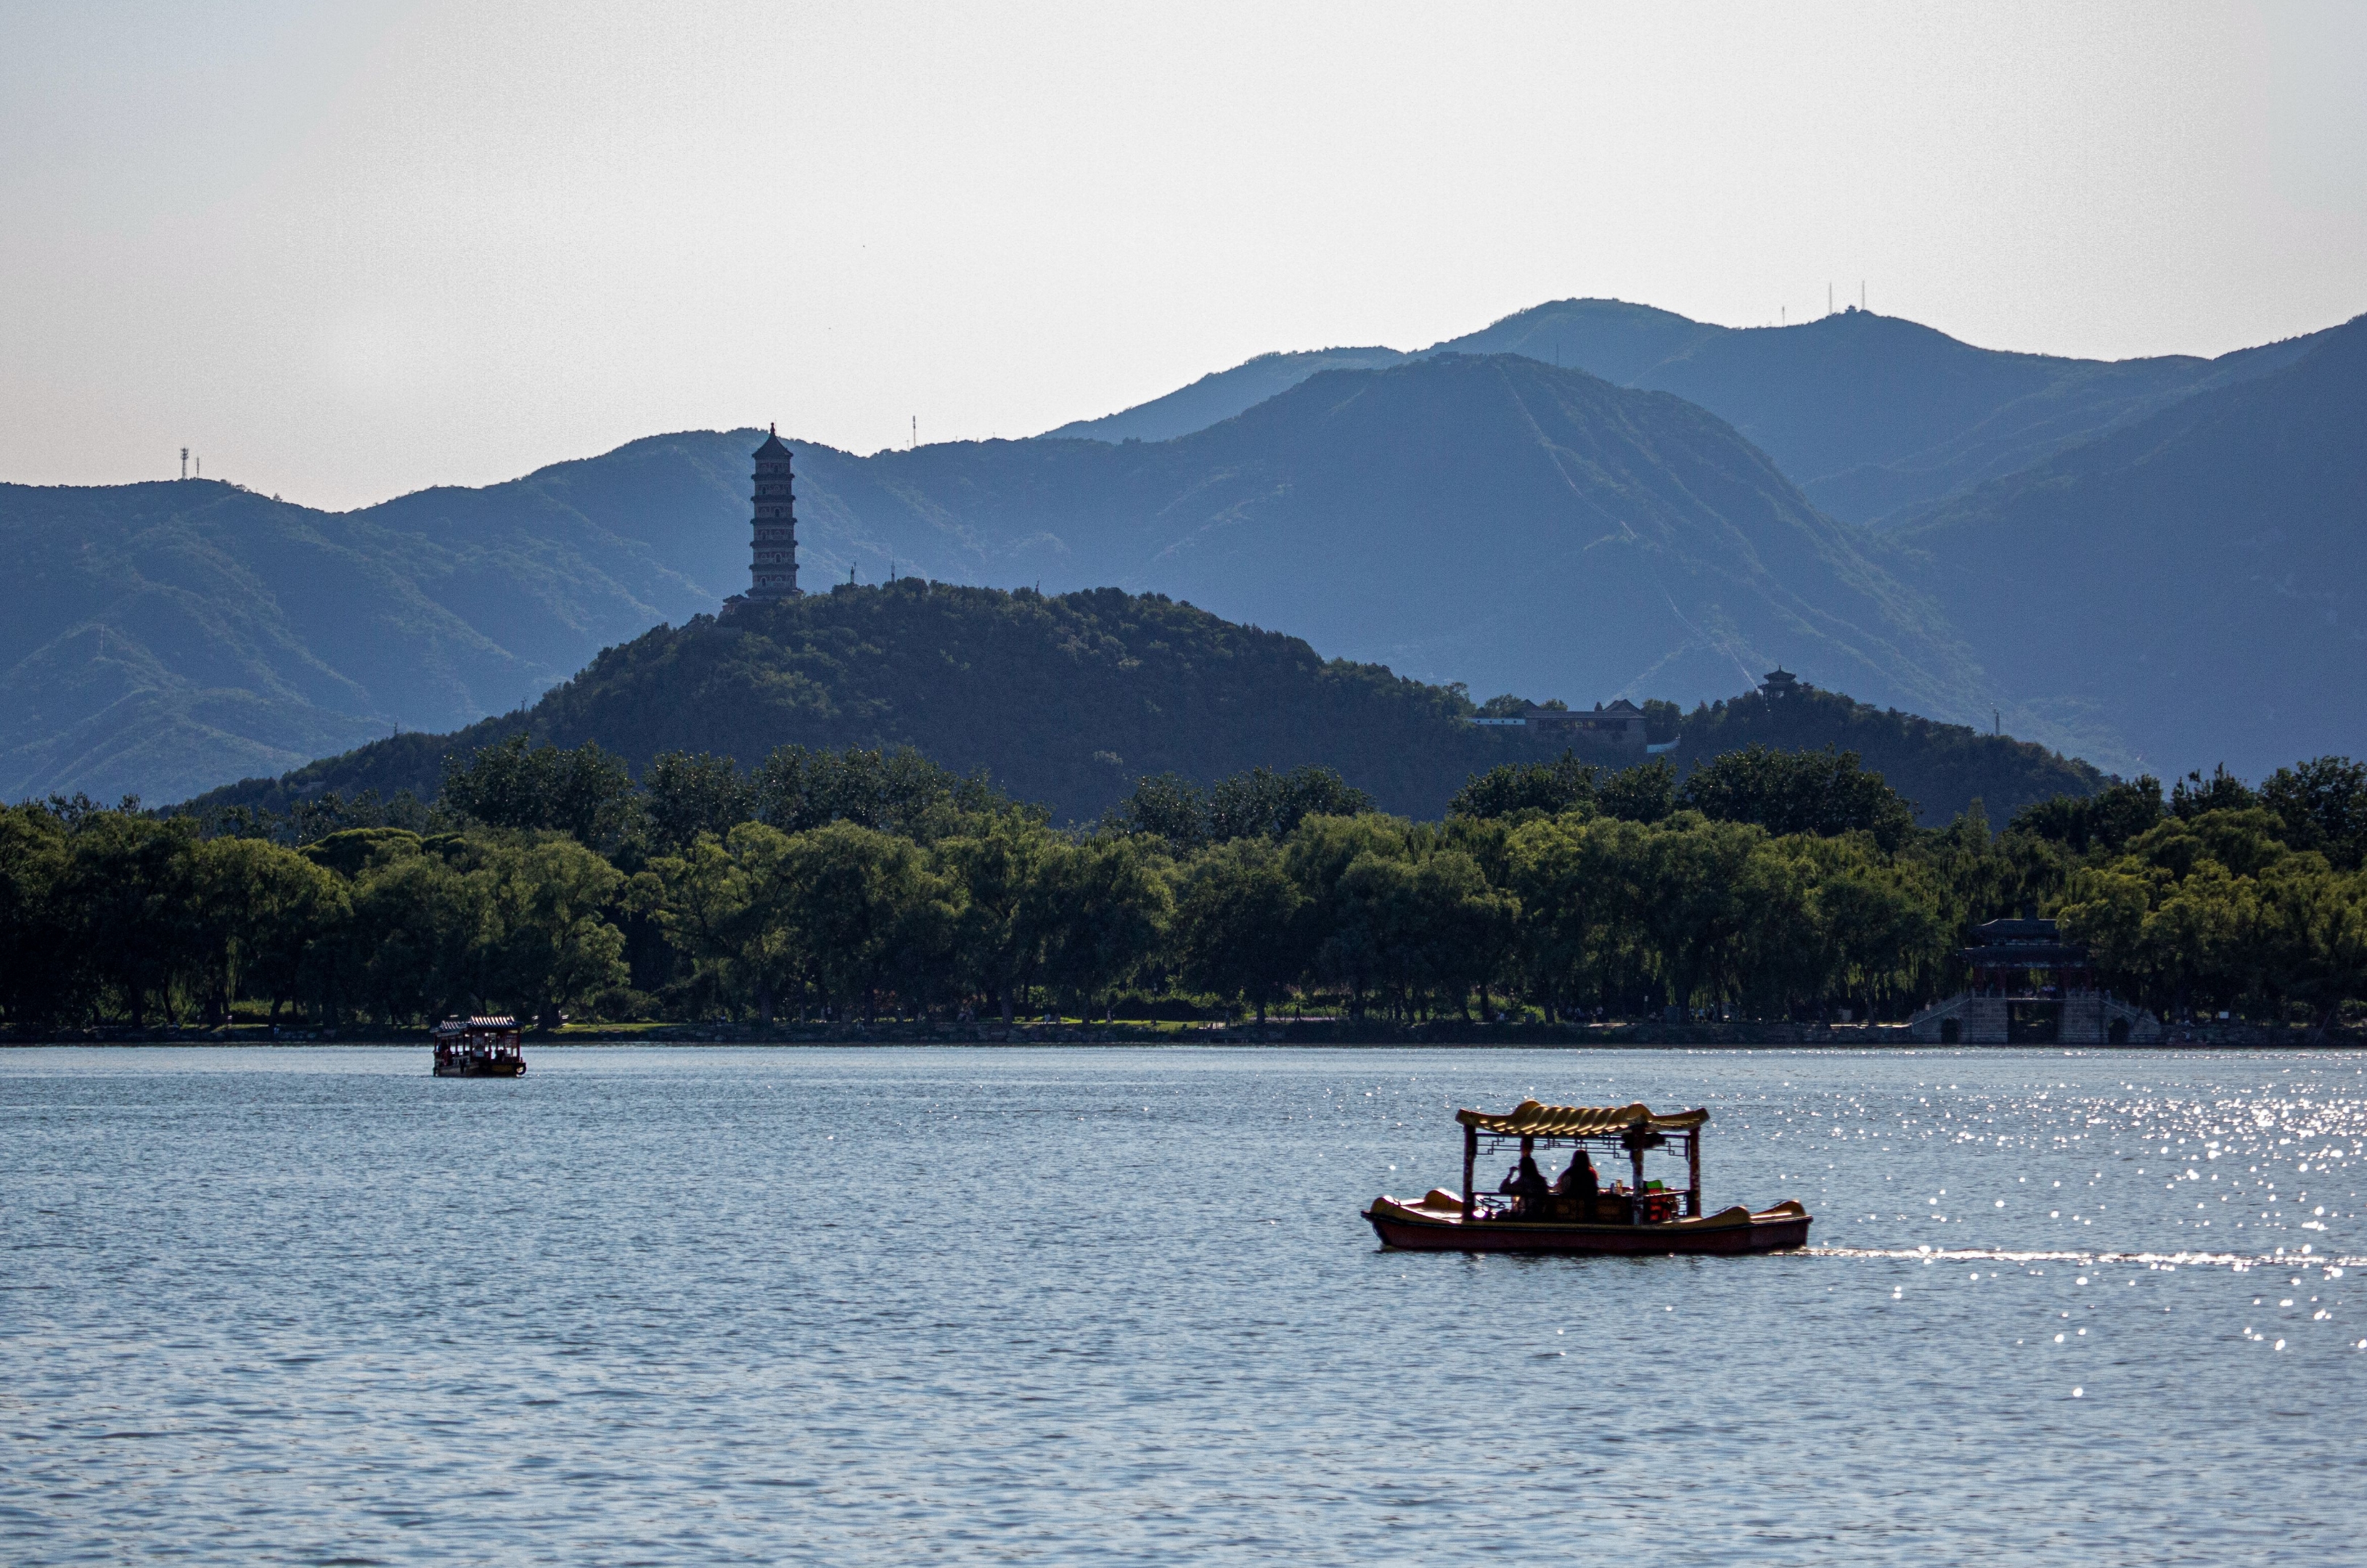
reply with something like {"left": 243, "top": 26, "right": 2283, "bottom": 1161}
{"left": 2, "top": 1045, "right": 2360, "bottom": 1564}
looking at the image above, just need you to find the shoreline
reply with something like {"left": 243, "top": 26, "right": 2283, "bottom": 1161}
{"left": 9, "top": 1020, "right": 2358, "bottom": 1050}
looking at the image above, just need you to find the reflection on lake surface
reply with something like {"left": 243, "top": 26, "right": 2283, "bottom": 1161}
{"left": 3, "top": 1046, "right": 2360, "bottom": 1565}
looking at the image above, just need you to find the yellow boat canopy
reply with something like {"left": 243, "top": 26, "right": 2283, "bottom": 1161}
{"left": 1455, "top": 1100, "right": 1710, "bottom": 1137}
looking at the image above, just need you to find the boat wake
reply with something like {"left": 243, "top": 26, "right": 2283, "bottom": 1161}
{"left": 1807, "top": 1244, "right": 2358, "bottom": 1273}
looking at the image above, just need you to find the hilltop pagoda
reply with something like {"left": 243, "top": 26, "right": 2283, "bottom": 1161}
{"left": 744, "top": 425, "right": 802, "bottom": 602}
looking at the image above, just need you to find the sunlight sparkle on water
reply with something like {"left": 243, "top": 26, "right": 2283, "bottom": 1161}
{"left": 1, "top": 1044, "right": 2359, "bottom": 1566}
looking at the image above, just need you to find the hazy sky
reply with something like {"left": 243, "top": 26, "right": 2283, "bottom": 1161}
{"left": 4, "top": 0, "right": 2362, "bottom": 510}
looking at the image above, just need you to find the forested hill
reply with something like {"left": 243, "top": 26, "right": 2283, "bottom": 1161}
{"left": 177, "top": 583, "right": 2101, "bottom": 827}
{"left": 1672, "top": 685, "right": 2101, "bottom": 824}
{"left": 179, "top": 583, "right": 1548, "bottom": 823}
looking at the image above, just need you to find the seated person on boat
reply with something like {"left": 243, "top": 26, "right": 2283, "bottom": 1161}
{"left": 1552, "top": 1146, "right": 1599, "bottom": 1220}
{"left": 1498, "top": 1144, "right": 1553, "bottom": 1215}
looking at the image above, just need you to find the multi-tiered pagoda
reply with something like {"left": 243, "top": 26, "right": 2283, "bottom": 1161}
{"left": 744, "top": 425, "right": 801, "bottom": 602}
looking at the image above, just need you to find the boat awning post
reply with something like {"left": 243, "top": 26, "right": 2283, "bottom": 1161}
{"left": 1461, "top": 1124, "right": 1476, "bottom": 1222}
{"left": 1687, "top": 1130, "right": 1702, "bottom": 1217}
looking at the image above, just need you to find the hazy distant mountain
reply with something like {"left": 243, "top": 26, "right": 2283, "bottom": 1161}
{"left": 1891, "top": 313, "right": 2367, "bottom": 781}
{"left": 1042, "top": 347, "right": 1407, "bottom": 444}
{"left": 1042, "top": 298, "right": 2331, "bottom": 523}
{"left": 1426, "top": 297, "right": 1725, "bottom": 383}
{"left": 0, "top": 452, "right": 739, "bottom": 804}
{"left": 182, "top": 582, "right": 2098, "bottom": 828}
{"left": 0, "top": 428, "right": 1029, "bottom": 804}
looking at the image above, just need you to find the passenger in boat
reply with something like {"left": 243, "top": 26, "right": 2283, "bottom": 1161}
{"left": 1500, "top": 1152, "right": 1552, "bottom": 1214}
{"left": 1554, "top": 1148, "right": 1598, "bottom": 1200}
{"left": 1553, "top": 1148, "right": 1599, "bottom": 1222}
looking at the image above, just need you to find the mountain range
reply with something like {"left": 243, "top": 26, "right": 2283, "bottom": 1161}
{"left": 1045, "top": 298, "right": 2331, "bottom": 523}
{"left": 1892, "top": 311, "right": 2367, "bottom": 780}
{"left": 3, "top": 296, "right": 2360, "bottom": 806}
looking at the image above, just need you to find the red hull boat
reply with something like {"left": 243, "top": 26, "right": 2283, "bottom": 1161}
{"left": 1365, "top": 1195, "right": 1811, "bottom": 1254}
{"left": 1364, "top": 1099, "right": 1812, "bottom": 1257}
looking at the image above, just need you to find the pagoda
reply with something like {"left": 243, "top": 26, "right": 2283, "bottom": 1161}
{"left": 745, "top": 425, "right": 801, "bottom": 601}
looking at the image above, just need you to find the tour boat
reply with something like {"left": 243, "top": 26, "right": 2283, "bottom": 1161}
{"left": 432, "top": 1016, "right": 527, "bottom": 1078}
{"left": 1363, "top": 1100, "right": 1811, "bottom": 1255}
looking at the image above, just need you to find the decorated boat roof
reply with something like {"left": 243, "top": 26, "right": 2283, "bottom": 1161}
{"left": 1455, "top": 1100, "right": 1709, "bottom": 1136}
{"left": 433, "top": 1016, "right": 519, "bottom": 1034}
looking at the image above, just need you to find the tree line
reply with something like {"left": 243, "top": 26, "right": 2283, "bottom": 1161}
{"left": 4, "top": 738, "right": 2363, "bottom": 1033}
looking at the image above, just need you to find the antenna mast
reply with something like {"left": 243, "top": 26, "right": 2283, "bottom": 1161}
{"left": 180, "top": 446, "right": 188, "bottom": 480}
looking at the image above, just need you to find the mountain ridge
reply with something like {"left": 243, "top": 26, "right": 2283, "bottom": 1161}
{"left": 1891, "top": 311, "right": 2367, "bottom": 780}
{"left": 1044, "top": 298, "right": 2337, "bottom": 523}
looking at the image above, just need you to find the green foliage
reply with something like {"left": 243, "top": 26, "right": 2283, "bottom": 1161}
{"left": 752, "top": 745, "right": 1005, "bottom": 841}
{"left": 57, "top": 811, "right": 203, "bottom": 1027}
{"left": 1040, "top": 836, "right": 1174, "bottom": 1017}
{"left": 303, "top": 827, "right": 425, "bottom": 878}
{"left": 643, "top": 752, "right": 757, "bottom": 856}
{"left": 1105, "top": 775, "right": 1209, "bottom": 849}
{"left": 440, "top": 735, "right": 637, "bottom": 849}
{"left": 2259, "top": 757, "right": 2367, "bottom": 871}
{"left": 1598, "top": 759, "right": 1677, "bottom": 825}
{"left": 15, "top": 748, "right": 2367, "bottom": 1035}
{"left": 2170, "top": 765, "right": 2257, "bottom": 821}
{"left": 934, "top": 811, "right": 1062, "bottom": 1024}
{"left": 1110, "top": 765, "right": 1370, "bottom": 850}
{"left": 2053, "top": 783, "right": 2367, "bottom": 1028}
{"left": 0, "top": 805, "right": 75, "bottom": 1025}
{"left": 1678, "top": 745, "right": 1917, "bottom": 850}
{"left": 463, "top": 836, "right": 631, "bottom": 1028}
{"left": 1448, "top": 753, "right": 1599, "bottom": 822}
{"left": 2009, "top": 775, "right": 2164, "bottom": 857}
{"left": 1174, "top": 838, "right": 1306, "bottom": 1021}
{"left": 768, "top": 823, "right": 953, "bottom": 1023}
{"left": 191, "top": 837, "right": 344, "bottom": 1024}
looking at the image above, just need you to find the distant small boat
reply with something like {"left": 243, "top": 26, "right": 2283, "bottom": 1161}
{"left": 1363, "top": 1100, "right": 1810, "bottom": 1255}
{"left": 432, "top": 1016, "right": 526, "bottom": 1078}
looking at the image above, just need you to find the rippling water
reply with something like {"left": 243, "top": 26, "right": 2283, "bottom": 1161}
{"left": 4, "top": 1045, "right": 2361, "bottom": 1564}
